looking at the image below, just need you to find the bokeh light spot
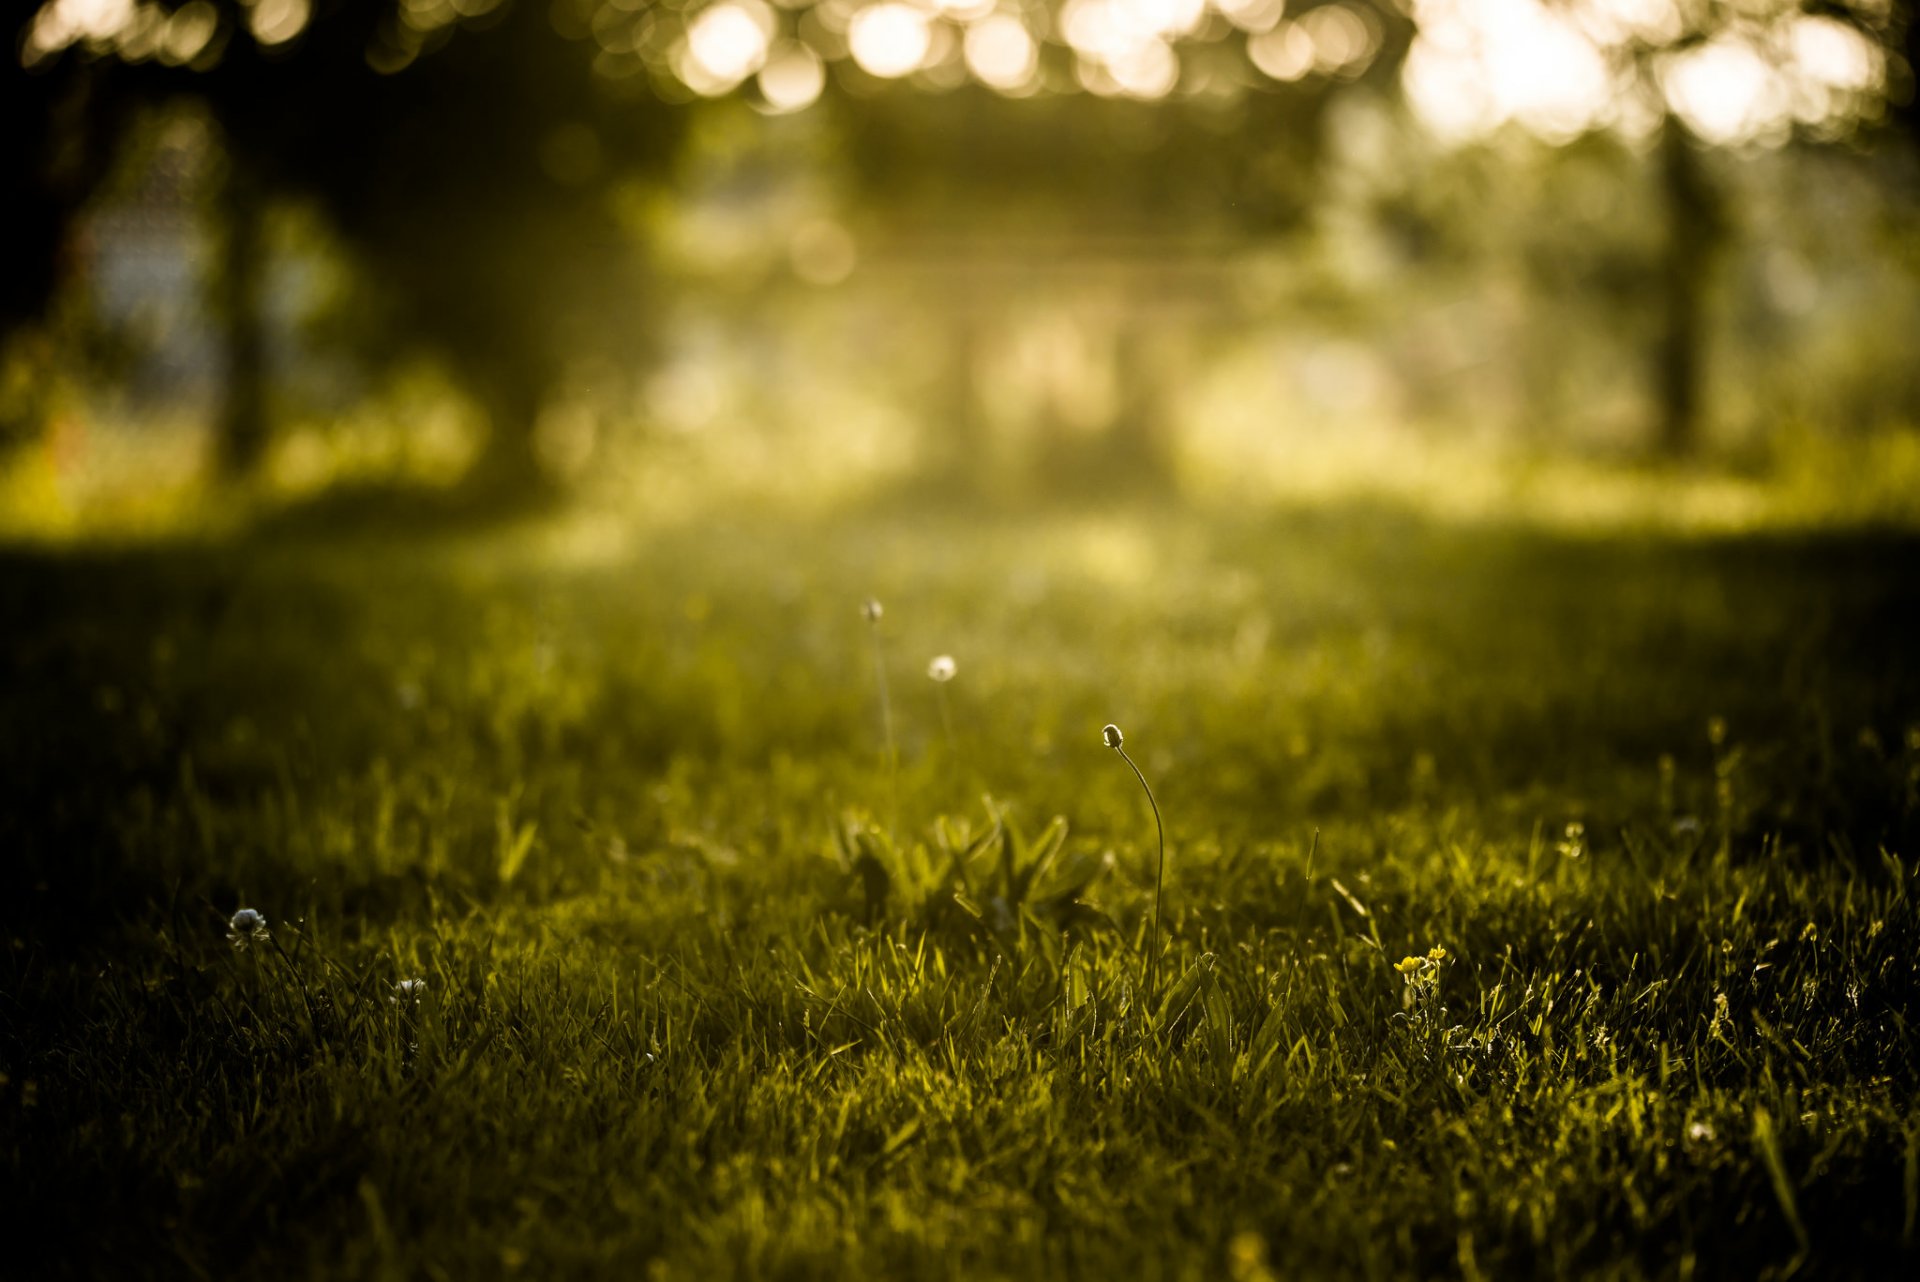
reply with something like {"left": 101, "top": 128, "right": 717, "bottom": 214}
{"left": 1661, "top": 36, "right": 1783, "bottom": 145}
{"left": 849, "top": 3, "right": 932, "bottom": 79}
{"left": 789, "top": 219, "right": 858, "bottom": 286}
{"left": 963, "top": 15, "right": 1037, "bottom": 92}
{"left": 160, "top": 0, "right": 218, "bottom": 64}
{"left": 248, "top": 0, "right": 311, "bottom": 46}
{"left": 1247, "top": 21, "right": 1313, "bottom": 81}
{"left": 1298, "top": 3, "right": 1374, "bottom": 76}
{"left": 759, "top": 40, "right": 827, "bottom": 112}
{"left": 687, "top": 1, "right": 773, "bottom": 88}
{"left": 1212, "top": 0, "right": 1284, "bottom": 36}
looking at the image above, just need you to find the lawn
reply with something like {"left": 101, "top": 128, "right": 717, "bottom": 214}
{"left": 3, "top": 497, "right": 1919, "bottom": 1279}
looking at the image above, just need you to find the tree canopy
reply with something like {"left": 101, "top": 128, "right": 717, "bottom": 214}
{"left": 8, "top": 0, "right": 1918, "bottom": 484}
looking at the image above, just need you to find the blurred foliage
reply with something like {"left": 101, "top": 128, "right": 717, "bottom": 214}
{"left": 4, "top": 0, "right": 1920, "bottom": 504}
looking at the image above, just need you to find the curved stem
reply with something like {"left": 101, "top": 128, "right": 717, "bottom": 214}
{"left": 1116, "top": 745, "right": 1165, "bottom": 997}
{"left": 869, "top": 626, "right": 897, "bottom": 833}
{"left": 936, "top": 683, "right": 955, "bottom": 751}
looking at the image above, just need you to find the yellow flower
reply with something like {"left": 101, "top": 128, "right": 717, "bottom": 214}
{"left": 1395, "top": 956, "right": 1423, "bottom": 977}
{"left": 1427, "top": 945, "right": 1448, "bottom": 964}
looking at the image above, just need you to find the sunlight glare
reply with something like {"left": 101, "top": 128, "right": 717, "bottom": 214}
{"left": 687, "top": 1, "right": 774, "bottom": 89}
{"left": 1123, "top": 0, "right": 1206, "bottom": 40}
{"left": 848, "top": 3, "right": 932, "bottom": 79}
{"left": 1109, "top": 38, "right": 1178, "bottom": 98}
{"left": 1786, "top": 14, "right": 1881, "bottom": 94}
{"left": 930, "top": 0, "right": 997, "bottom": 20}
{"left": 759, "top": 40, "right": 827, "bottom": 112}
{"left": 1661, "top": 35, "right": 1785, "bottom": 144}
{"left": 1061, "top": 0, "right": 1188, "bottom": 96}
{"left": 1247, "top": 21, "right": 1314, "bottom": 81}
{"left": 24, "top": 0, "right": 132, "bottom": 63}
{"left": 1401, "top": 0, "right": 1614, "bottom": 143}
{"left": 1297, "top": 3, "right": 1375, "bottom": 76}
{"left": 963, "top": 15, "right": 1038, "bottom": 91}
{"left": 1574, "top": 0, "right": 1683, "bottom": 47}
{"left": 1212, "top": 0, "right": 1285, "bottom": 35}
{"left": 248, "top": 0, "right": 312, "bottom": 46}
{"left": 1406, "top": 0, "right": 1888, "bottom": 148}
{"left": 160, "top": 0, "right": 218, "bottom": 63}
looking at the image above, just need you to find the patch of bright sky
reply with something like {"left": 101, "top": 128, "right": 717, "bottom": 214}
{"left": 964, "top": 14, "right": 1039, "bottom": 92}
{"left": 758, "top": 39, "right": 828, "bottom": 111}
{"left": 848, "top": 3, "right": 932, "bottom": 78}
{"left": 682, "top": 0, "right": 777, "bottom": 94}
{"left": 19, "top": 0, "right": 1892, "bottom": 137}
{"left": 1401, "top": 0, "right": 1889, "bottom": 147}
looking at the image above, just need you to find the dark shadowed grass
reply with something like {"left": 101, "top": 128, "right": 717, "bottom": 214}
{"left": 2, "top": 500, "right": 1919, "bottom": 1279}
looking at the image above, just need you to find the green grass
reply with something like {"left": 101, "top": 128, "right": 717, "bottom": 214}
{"left": 3, "top": 499, "right": 1920, "bottom": 1279}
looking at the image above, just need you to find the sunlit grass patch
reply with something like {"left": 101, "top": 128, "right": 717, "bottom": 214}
{"left": 2, "top": 496, "right": 1918, "bottom": 1278}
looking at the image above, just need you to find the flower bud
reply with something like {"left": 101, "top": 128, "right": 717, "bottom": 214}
{"left": 1102, "top": 724, "right": 1123, "bottom": 749}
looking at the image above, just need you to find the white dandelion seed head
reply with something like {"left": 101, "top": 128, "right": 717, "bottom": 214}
{"left": 227, "top": 907, "right": 269, "bottom": 950}
{"left": 862, "top": 597, "right": 883, "bottom": 623}
{"left": 1102, "top": 723, "right": 1124, "bottom": 749}
{"left": 927, "top": 655, "right": 956, "bottom": 682}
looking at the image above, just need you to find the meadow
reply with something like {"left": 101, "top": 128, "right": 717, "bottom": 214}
{"left": 3, "top": 494, "right": 1919, "bottom": 1280}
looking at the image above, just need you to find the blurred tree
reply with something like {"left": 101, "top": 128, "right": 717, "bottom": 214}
{"left": 12, "top": 0, "right": 683, "bottom": 498}
{"left": 2, "top": 26, "right": 131, "bottom": 450}
{"left": 1389, "top": 0, "right": 1917, "bottom": 454}
{"left": 1651, "top": 116, "right": 1725, "bottom": 457}
{"left": 15, "top": 0, "right": 1914, "bottom": 488}
{"left": 214, "top": 1, "right": 686, "bottom": 497}
{"left": 214, "top": 158, "right": 268, "bottom": 476}
{"left": 9, "top": 0, "right": 1430, "bottom": 497}
{"left": 823, "top": 5, "right": 1418, "bottom": 492}
{"left": 1567, "top": 0, "right": 1909, "bottom": 454}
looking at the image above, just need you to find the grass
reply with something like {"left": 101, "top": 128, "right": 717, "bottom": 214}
{"left": 3, "top": 496, "right": 1920, "bottom": 1280}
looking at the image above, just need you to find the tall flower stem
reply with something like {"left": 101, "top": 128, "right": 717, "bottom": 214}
{"left": 1104, "top": 725, "right": 1167, "bottom": 998}
{"left": 865, "top": 600, "right": 897, "bottom": 833}
{"left": 935, "top": 682, "right": 955, "bottom": 750}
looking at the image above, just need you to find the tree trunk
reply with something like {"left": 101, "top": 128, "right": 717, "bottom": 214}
{"left": 216, "top": 162, "right": 269, "bottom": 479}
{"left": 937, "top": 298, "right": 988, "bottom": 494}
{"left": 464, "top": 355, "right": 557, "bottom": 506}
{"left": 1108, "top": 314, "right": 1174, "bottom": 490}
{"left": 1652, "top": 118, "right": 1721, "bottom": 458}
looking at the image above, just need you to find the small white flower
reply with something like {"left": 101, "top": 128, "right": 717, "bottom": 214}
{"left": 391, "top": 978, "right": 427, "bottom": 1006}
{"left": 1687, "top": 1121, "right": 1716, "bottom": 1144}
{"left": 927, "top": 655, "right": 956, "bottom": 683}
{"left": 862, "top": 597, "right": 883, "bottom": 623}
{"left": 227, "top": 908, "right": 269, "bottom": 950}
{"left": 1102, "top": 723, "right": 1124, "bottom": 749}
